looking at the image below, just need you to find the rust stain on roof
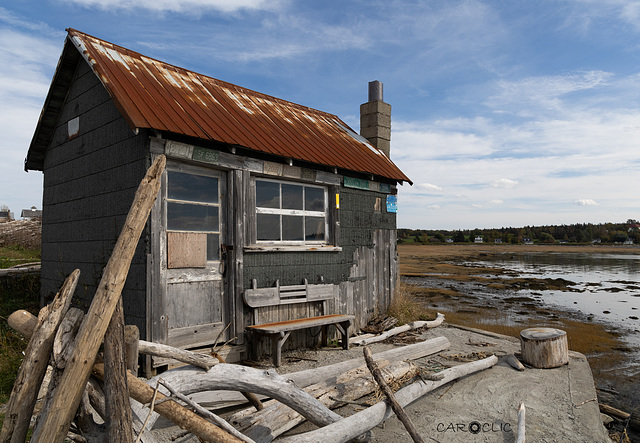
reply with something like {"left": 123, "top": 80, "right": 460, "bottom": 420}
{"left": 61, "top": 29, "right": 410, "bottom": 184}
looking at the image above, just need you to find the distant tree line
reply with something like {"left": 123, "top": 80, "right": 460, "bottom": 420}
{"left": 398, "top": 219, "right": 640, "bottom": 245}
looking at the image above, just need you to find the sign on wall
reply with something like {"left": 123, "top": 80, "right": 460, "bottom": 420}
{"left": 386, "top": 195, "right": 397, "bottom": 213}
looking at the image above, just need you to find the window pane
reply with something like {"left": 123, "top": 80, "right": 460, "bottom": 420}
{"left": 305, "top": 187, "right": 325, "bottom": 211}
{"left": 282, "top": 215, "right": 303, "bottom": 241}
{"left": 256, "top": 181, "right": 280, "bottom": 208}
{"left": 305, "top": 216, "right": 325, "bottom": 240}
{"left": 168, "top": 171, "right": 218, "bottom": 203}
{"left": 257, "top": 214, "right": 280, "bottom": 241}
{"left": 207, "top": 233, "right": 220, "bottom": 261}
{"left": 282, "top": 184, "right": 303, "bottom": 210}
{"left": 168, "top": 203, "right": 219, "bottom": 231}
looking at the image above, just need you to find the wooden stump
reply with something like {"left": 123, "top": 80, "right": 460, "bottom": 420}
{"left": 520, "top": 328, "right": 569, "bottom": 368}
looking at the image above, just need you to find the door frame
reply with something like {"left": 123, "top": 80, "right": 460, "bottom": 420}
{"left": 148, "top": 158, "right": 230, "bottom": 353}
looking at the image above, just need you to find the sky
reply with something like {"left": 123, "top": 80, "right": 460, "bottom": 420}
{"left": 1, "top": 0, "right": 639, "bottom": 230}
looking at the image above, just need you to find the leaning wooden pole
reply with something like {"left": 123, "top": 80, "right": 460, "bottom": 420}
{"left": 31, "top": 154, "right": 166, "bottom": 443}
{"left": 363, "top": 346, "right": 425, "bottom": 443}
{"left": 104, "top": 297, "right": 134, "bottom": 442}
{"left": 0, "top": 269, "right": 80, "bottom": 443}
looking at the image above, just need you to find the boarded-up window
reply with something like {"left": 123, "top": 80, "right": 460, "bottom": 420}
{"left": 167, "top": 232, "right": 206, "bottom": 268}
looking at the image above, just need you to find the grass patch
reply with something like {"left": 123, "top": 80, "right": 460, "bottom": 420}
{"left": 0, "top": 246, "right": 40, "bottom": 270}
{"left": 388, "top": 283, "right": 438, "bottom": 324}
{"left": 0, "top": 274, "right": 40, "bottom": 405}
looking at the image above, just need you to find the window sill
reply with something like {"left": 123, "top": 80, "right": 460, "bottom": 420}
{"left": 244, "top": 245, "right": 342, "bottom": 253}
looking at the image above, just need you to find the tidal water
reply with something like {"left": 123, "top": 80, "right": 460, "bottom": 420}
{"left": 469, "top": 251, "right": 640, "bottom": 342}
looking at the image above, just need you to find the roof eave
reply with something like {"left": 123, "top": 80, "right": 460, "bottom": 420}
{"left": 25, "top": 37, "right": 82, "bottom": 172}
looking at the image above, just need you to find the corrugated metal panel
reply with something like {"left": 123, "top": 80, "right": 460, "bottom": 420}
{"left": 66, "top": 28, "right": 411, "bottom": 184}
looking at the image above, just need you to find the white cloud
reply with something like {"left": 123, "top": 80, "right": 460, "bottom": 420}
{"left": 488, "top": 200, "right": 504, "bottom": 205}
{"left": 491, "top": 178, "right": 518, "bottom": 189}
{"left": 488, "top": 71, "right": 613, "bottom": 114}
{"left": 575, "top": 198, "right": 599, "bottom": 206}
{"left": 428, "top": 205, "right": 441, "bottom": 210}
{"left": 417, "top": 183, "right": 444, "bottom": 192}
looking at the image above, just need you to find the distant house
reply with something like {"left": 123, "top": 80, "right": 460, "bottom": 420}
{"left": 445, "top": 238, "right": 454, "bottom": 243}
{"left": 523, "top": 237, "right": 533, "bottom": 244}
{"left": 494, "top": 238, "right": 502, "bottom": 244}
{"left": 21, "top": 207, "right": 42, "bottom": 220}
{"left": 474, "top": 236, "right": 483, "bottom": 243}
{"left": 0, "top": 211, "right": 12, "bottom": 222}
{"left": 592, "top": 239, "right": 602, "bottom": 244}
{"left": 623, "top": 239, "right": 634, "bottom": 245}
{"left": 24, "top": 29, "right": 411, "bottom": 370}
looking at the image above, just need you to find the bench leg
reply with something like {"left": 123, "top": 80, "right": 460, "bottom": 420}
{"left": 271, "top": 331, "right": 291, "bottom": 367}
{"left": 321, "top": 325, "right": 328, "bottom": 347}
{"left": 335, "top": 320, "right": 351, "bottom": 350}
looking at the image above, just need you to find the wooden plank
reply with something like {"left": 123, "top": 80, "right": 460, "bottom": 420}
{"left": 167, "top": 232, "right": 206, "bottom": 269}
{"left": 243, "top": 287, "right": 279, "bottom": 307}
{"left": 248, "top": 315, "right": 354, "bottom": 334}
{"left": 31, "top": 155, "right": 165, "bottom": 443}
{"left": 168, "top": 322, "right": 225, "bottom": 349}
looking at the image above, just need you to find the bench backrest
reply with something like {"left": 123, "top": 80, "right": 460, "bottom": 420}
{"left": 244, "top": 279, "right": 334, "bottom": 308}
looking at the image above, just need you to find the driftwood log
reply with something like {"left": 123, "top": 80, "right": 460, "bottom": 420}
{"left": 7, "top": 309, "right": 37, "bottom": 338}
{"left": 92, "top": 364, "right": 243, "bottom": 443}
{"left": 353, "top": 313, "right": 445, "bottom": 346}
{"left": 363, "top": 346, "right": 424, "bottom": 443}
{"left": 33, "top": 154, "right": 165, "bottom": 443}
{"left": 147, "top": 364, "right": 342, "bottom": 427}
{"left": 288, "top": 336, "right": 450, "bottom": 388}
{"left": 279, "top": 355, "right": 499, "bottom": 443}
{"left": 516, "top": 402, "right": 526, "bottom": 443}
{"left": 35, "top": 308, "right": 85, "bottom": 435}
{"left": 138, "top": 340, "right": 220, "bottom": 369}
{"left": 139, "top": 336, "right": 450, "bottom": 426}
{"left": 506, "top": 354, "right": 526, "bottom": 371}
{"left": 156, "top": 378, "right": 255, "bottom": 443}
{"left": 230, "top": 360, "right": 416, "bottom": 442}
{"left": 520, "top": 328, "right": 569, "bottom": 369}
{"left": 103, "top": 297, "right": 134, "bottom": 442}
{"left": 0, "top": 269, "right": 80, "bottom": 443}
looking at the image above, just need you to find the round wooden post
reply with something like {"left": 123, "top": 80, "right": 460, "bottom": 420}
{"left": 520, "top": 328, "right": 569, "bottom": 368}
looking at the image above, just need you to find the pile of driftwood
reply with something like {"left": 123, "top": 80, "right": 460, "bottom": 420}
{"left": 0, "top": 155, "right": 500, "bottom": 442}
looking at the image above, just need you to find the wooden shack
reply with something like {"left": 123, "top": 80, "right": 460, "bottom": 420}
{"left": 25, "top": 29, "right": 411, "bottom": 371}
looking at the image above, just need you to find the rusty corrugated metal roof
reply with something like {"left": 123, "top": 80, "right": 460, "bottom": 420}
{"left": 29, "top": 29, "right": 410, "bottom": 184}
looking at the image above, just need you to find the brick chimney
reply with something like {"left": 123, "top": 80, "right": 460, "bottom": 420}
{"left": 360, "top": 80, "right": 391, "bottom": 157}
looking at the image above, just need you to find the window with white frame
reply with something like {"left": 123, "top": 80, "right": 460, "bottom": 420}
{"left": 255, "top": 178, "right": 328, "bottom": 244}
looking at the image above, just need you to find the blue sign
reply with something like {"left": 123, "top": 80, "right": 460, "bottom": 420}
{"left": 386, "top": 195, "right": 397, "bottom": 213}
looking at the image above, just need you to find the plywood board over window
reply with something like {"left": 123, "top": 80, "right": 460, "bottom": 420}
{"left": 167, "top": 232, "right": 206, "bottom": 268}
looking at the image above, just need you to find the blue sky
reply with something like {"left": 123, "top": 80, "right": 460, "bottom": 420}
{"left": 1, "top": 0, "right": 638, "bottom": 229}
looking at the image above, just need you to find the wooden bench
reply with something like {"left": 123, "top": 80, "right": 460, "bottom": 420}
{"left": 246, "top": 314, "right": 354, "bottom": 367}
{"left": 244, "top": 279, "right": 354, "bottom": 367}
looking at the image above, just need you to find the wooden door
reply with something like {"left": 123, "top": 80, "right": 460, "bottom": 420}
{"left": 162, "top": 164, "right": 228, "bottom": 349}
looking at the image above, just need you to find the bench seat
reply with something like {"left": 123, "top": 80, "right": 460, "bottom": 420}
{"left": 247, "top": 314, "right": 354, "bottom": 367}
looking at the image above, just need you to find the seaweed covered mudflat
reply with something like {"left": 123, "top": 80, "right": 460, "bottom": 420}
{"left": 398, "top": 243, "right": 640, "bottom": 432}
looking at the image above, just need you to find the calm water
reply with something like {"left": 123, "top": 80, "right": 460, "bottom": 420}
{"left": 470, "top": 251, "right": 640, "bottom": 335}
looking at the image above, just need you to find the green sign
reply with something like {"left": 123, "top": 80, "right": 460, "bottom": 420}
{"left": 343, "top": 176, "right": 369, "bottom": 190}
{"left": 192, "top": 147, "right": 219, "bottom": 164}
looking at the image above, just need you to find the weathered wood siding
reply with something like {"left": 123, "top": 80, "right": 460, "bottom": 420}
{"left": 40, "top": 60, "right": 150, "bottom": 337}
{"left": 243, "top": 186, "right": 398, "bottom": 357}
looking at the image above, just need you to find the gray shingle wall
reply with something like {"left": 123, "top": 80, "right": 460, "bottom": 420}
{"left": 243, "top": 186, "right": 396, "bottom": 288}
{"left": 40, "top": 60, "right": 150, "bottom": 337}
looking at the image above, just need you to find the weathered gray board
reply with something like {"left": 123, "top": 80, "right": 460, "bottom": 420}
{"left": 249, "top": 228, "right": 396, "bottom": 360}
